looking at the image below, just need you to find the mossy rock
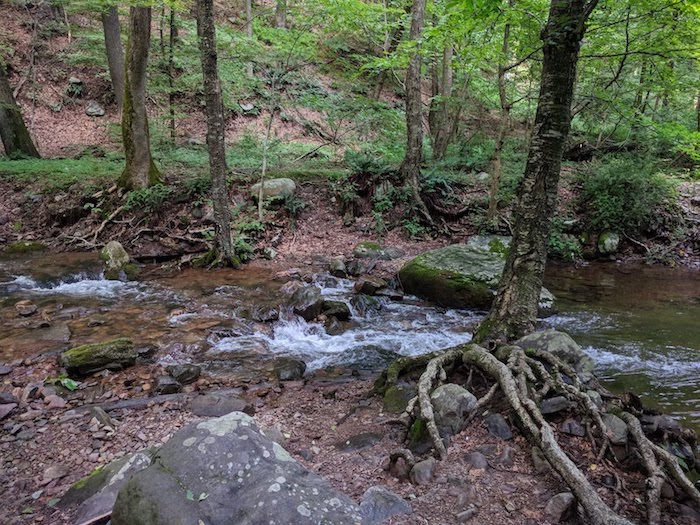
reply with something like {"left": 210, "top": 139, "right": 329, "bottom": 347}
{"left": 100, "top": 241, "right": 135, "bottom": 281}
{"left": 60, "top": 338, "right": 137, "bottom": 376}
{"left": 383, "top": 384, "right": 416, "bottom": 414}
{"left": 399, "top": 236, "right": 554, "bottom": 310}
{"left": 4, "top": 240, "right": 47, "bottom": 254}
{"left": 407, "top": 418, "right": 432, "bottom": 454}
{"left": 352, "top": 241, "right": 404, "bottom": 260}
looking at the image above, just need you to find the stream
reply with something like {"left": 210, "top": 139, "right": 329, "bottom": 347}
{"left": 1, "top": 253, "right": 698, "bottom": 432}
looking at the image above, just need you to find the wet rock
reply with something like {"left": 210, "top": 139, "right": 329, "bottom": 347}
{"left": 464, "top": 452, "right": 488, "bottom": 470}
{"left": 410, "top": 457, "right": 437, "bottom": 485}
{"left": 360, "top": 485, "right": 412, "bottom": 524}
{"left": 349, "top": 294, "right": 381, "bottom": 316}
{"left": 329, "top": 257, "right": 348, "bottom": 278}
{"left": 484, "top": 413, "right": 512, "bottom": 440}
{"left": 111, "top": 412, "right": 364, "bottom": 525}
{"left": 602, "top": 413, "right": 628, "bottom": 445}
{"left": 353, "top": 242, "right": 405, "bottom": 261}
{"left": 15, "top": 300, "right": 38, "bottom": 317}
{"left": 354, "top": 275, "right": 387, "bottom": 295}
{"left": 540, "top": 396, "right": 572, "bottom": 415}
{"left": 514, "top": 329, "right": 595, "bottom": 383}
{"left": 188, "top": 393, "right": 254, "bottom": 417}
{"left": 375, "top": 288, "right": 404, "bottom": 301}
{"left": 62, "top": 450, "right": 154, "bottom": 522}
{"left": 544, "top": 492, "right": 575, "bottom": 523}
{"left": 383, "top": 383, "right": 416, "bottom": 414}
{"left": 598, "top": 231, "right": 620, "bottom": 255}
{"left": 0, "top": 364, "right": 12, "bottom": 375}
{"left": 346, "top": 258, "right": 376, "bottom": 277}
{"left": 430, "top": 383, "right": 477, "bottom": 437}
{"left": 100, "top": 240, "right": 138, "bottom": 280}
{"left": 204, "top": 338, "right": 270, "bottom": 360}
{"left": 252, "top": 306, "right": 279, "bottom": 323}
{"left": 560, "top": 418, "right": 586, "bottom": 437}
{"left": 289, "top": 285, "right": 324, "bottom": 321}
{"left": 154, "top": 375, "right": 181, "bottom": 395}
{"left": 335, "top": 432, "right": 382, "bottom": 452}
{"left": 272, "top": 357, "right": 306, "bottom": 381}
{"left": 250, "top": 177, "right": 296, "bottom": 200}
{"left": 279, "top": 280, "right": 304, "bottom": 295}
{"left": 85, "top": 100, "right": 105, "bottom": 117}
{"left": 60, "top": 338, "right": 136, "bottom": 376}
{"left": 0, "top": 403, "right": 17, "bottom": 420}
{"left": 166, "top": 364, "right": 201, "bottom": 385}
{"left": 322, "top": 300, "right": 351, "bottom": 321}
{"left": 34, "top": 322, "right": 71, "bottom": 343}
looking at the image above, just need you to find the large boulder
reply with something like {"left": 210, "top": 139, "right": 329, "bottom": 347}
{"left": 250, "top": 178, "right": 296, "bottom": 201}
{"left": 399, "top": 236, "right": 554, "bottom": 310}
{"left": 514, "top": 329, "right": 594, "bottom": 383}
{"left": 111, "top": 411, "right": 365, "bottom": 525}
{"left": 60, "top": 338, "right": 137, "bottom": 376}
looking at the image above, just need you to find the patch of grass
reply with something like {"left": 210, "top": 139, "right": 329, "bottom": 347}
{"left": 0, "top": 157, "right": 122, "bottom": 192}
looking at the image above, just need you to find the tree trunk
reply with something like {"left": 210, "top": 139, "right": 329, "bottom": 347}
{"left": 196, "top": 0, "right": 238, "bottom": 266}
{"left": 0, "top": 65, "right": 40, "bottom": 158}
{"left": 275, "top": 0, "right": 287, "bottom": 29}
{"left": 476, "top": 0, "right": 597, "bottom": 343}
{"left": 245, "top": 0, "right": 254, "bottom": 77}
{"left": 487, "top": 10, "right": 512, "bottom": 222}
{"left": 119, "top": 7, "right": 162, "bottom": 190}
{"left": 399, "top": 0, "right": 432, "bottom": 225}
{"left": 432, "top": 44, "right": 453, "bottom": 160}
{"left": 168, "top": 8, "right": 176, "bottom": 143}
{"left": 101, "top": 6, "right": 124, "bottom": 112}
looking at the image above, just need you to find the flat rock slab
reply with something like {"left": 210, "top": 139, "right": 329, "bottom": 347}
{"left": 111, "top": 412, "right": 365, "bottom": 525}
{"left": 187, "top": 393, "right": 254, "bottom": 417}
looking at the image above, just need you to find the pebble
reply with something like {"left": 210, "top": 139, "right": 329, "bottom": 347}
{"left": 456, "top": 508, "right": 478, "bottom": 522}
{"left": 484, "top": 413, "right": 513, "bottom": 440}
{"left": 0, "top": 365, "right": 12, "bottom": 375}
{"left": 44, "top": 395, "right": 67, "bottom": 409}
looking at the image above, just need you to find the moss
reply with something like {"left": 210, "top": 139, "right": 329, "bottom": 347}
{"left": 357, "top": 241, "right": 381, "bottom": 250}
{"left": 60, "top": 338, "right": 136, "bottom": 376}
{"left": 407, "top": 418, "right": 429, "bottom": 451}
{"left": 487, "top": 237, "right": 509, "bottom": 255}
{"left": 70, "top": 466, "right": 105, "bottom": 491}
{"left": 4, "top": 240, "right": 47, "bottom": 254}
{"left": 383, "top": 384, "right": 416, "bottom": 414}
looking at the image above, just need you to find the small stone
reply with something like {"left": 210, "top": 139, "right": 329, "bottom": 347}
{"left": 0, "top": 403, "right": 17, "bottom": 420}
{"left": 540, "top": 396, "right": 572, "bottom": 415}
{"left": 273, "top": 357, "right": 306, "bottom": 381}
{"left": 44, "top": 395, "right": 67, "bottom": 409}
{"left": 359, "top": 485, "right": 412, "bottom": 524}
{"left": 602, "top": 413, "right": 628, "bottom": 445}
{"left": 496, "top": 446, "right": 516, "bottom": 468}
{"left": 544, "top": 492, "right": 575, "bottom": 523}
{"left": 531, "top": 446, "right": 549, "bottom": 474}
{"left": 353, "top": 276, "right": 387, "bottom": 295}
{"left": 154, "top": 376, "right": 182, "bottom": 395}
{"left": 464, "top": 452, "right": 488, "bottom": 470}
{"left": 15, "top": 300, "right": 38, "bottom": 317}
{"left": 165, "top": 364, "right": 201, "bottom": 385}
{"left": 409, "top": 458, "right": 437, "bottom": 485}
{"left": 188, "top": 393, "right": 253, "bottom": 417}
{"left": 335, "top": 432, "right": 382, "bottom": 452}
{"left": 560, "top": 418, "right": 586, "bottom": 437}
{"left": 0, "top": 393, "right": 18, "bottom": 404}
{"left": 43, "top": 464, "right": 69, "bottom": 483}
{"left": 328, "top": 257, "right": 347, "bottom": 278}
{"left": 0, "top": 365, "right": 12, "bottom": 375}
{"left": 85, "top": 100, "right": 105, "bottom": 117}
{"left": 17, "top": 429, "right": 35, "bottom": 440}
{"left": 456, "top": 508, "right": 478, "bottom": 522}
{"left": 484, "top": 413, "right": 512, "bottom": 440}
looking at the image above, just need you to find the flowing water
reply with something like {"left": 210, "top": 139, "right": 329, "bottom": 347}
{"left": 1, "top": 252, "right": 698, "bottom": 431}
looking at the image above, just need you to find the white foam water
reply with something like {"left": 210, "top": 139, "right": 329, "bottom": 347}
{"left": 1, "top": 272, "right": 141, "bottom": 298}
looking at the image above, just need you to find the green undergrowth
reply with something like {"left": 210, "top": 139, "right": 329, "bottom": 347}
{"left": 0, "top": 157, "right": 122, "bottom": 192}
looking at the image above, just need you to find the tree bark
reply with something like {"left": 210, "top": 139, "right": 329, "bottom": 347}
{"left": 119, "top": 7, "right": 162, "bottom": 190}
{"left": 196, "top": 0, "right": 238, "bottom": 266}
{"left": 399, "top": 0, "right": 433, "bottom": 225}
{"left": 245, "top": 0, "right": 254, "bottom": 77}
{"left": 431, "top": 44, "right": 453, "bottom": 160}
{"left": 275, "top": 0, "right": 287, "bottom": 29}
{"left": 477, "top": 0, "right": 597, "bottom": 343}
{"left": 101, "top": 5, "right": 124, "bottom": 112}
{"left": 487, "top": 9, "right": 512, "bottom": 222}
{"left": 0, "top": 65, "right": 40, "bottom": 158}
{"left": 168, "top": 8, "right": 176, "bottom": 143}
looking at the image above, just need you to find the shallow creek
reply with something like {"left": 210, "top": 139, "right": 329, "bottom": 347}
{"left": 1, "top": 253, "right": 698, "bottom": 432}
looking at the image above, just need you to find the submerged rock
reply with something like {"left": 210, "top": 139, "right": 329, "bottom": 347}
{"left": 60, "top": 338, "right": 136, "bottom": 376}
{"left": 322, "top": 300, "right": 351, "bottom": 321}
{"left": 399, "top": 236, "right": 554, "bottom": 310}
{"left": 111, "top": 412, "right": 365, "bottom": 525}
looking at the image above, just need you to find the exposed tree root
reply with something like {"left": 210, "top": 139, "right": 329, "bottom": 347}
{"left": 383, "top": 339, "right": 700, "bottom": 525}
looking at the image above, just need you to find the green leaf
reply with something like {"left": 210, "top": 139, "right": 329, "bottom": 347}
{"left": 60, "top": 378, "right": 80, "bottom": 391}
{"left": 186, "top": 490, "right": 194, "bottom": 501}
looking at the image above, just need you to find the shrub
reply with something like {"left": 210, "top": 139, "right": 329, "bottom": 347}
{"left": 579, "top": 156, "right": 679, "bottom": 236}
{"left": 124, "top": 184, "right": 173, "bottom": 213}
